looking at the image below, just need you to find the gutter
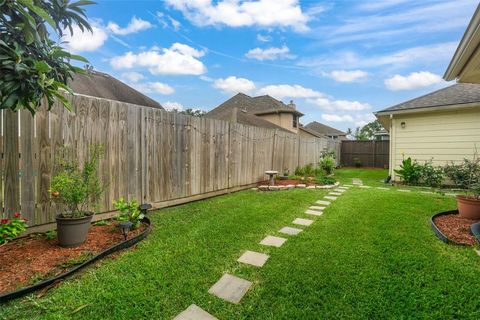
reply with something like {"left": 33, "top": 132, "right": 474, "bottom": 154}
{"left": 374, "top": 101, "right": 480, "bottom": 117}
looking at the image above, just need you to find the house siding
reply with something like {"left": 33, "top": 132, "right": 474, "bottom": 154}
{"left": 390, "top": 107, "right": 480, "bottom": 179}
{"left": 258, "top": 113, "right": 298, "bottom": 133}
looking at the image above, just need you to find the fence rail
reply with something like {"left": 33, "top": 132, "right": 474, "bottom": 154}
{"left": 340, "top": 140, "right": 389, "bottom": 168}
{"left": 1, "top": 93, "right": 340, "bottom": 228}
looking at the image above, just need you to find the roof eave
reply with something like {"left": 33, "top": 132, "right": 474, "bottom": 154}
{"left": 375, "top": 101, "right": 480, "bottom": 117}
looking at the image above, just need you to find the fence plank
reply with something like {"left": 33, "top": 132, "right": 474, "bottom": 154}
{"left": 4, "top": 110, "right": 20, "bottom": 217}
{"left": 341, "top": 140, "right": 389, "bottom": 168}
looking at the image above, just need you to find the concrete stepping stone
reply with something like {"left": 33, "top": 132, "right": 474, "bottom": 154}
{"left": 359, "top": 185, "right": 372, "bottom": 189}
{"left": 420, "top": 191, "right": 435, "bottom": 194}
{"left": 352, "top": 178, "right": 363, "bottom": 185}
{"left": 329, "top": 192, "right": 342, "bottom": 196}
{"left": 305, "top": 209, "right": 323, "bottom": 216}
{"left": 208, "top": 274, "right": 252, "bottom": 304}
{"left": 376, "top": 187, "right": 389, "bottom": 190}
{"left": 293, "top": 218, "right": 314, "bottom": 226}
{"left": 445, "top": 193, "right": 457, "bottom": 197}
{"left": 315, "top": 200, "right": 331, "bottom": 206}
{"left": 237, "top": 250, "right": 269, "bottom": 267}
{"left": 309, "top": 205, "right": 325, "bottom": 210}
{"left": 260, "top": 235, "right": 287, "bottom": 247}
{"left": 342, "top": 184, "right": 354, "bottom": 187}
{"left": 279, "top": 226, "right": 303, "bottom": 235}
{"left": 324, "top": 196, "right": 337, "bottom": 200}
{"left": 174, "top": 304, "right": 218, "bottom": 320}
{"left": 397, "top": 189, "right": 411, "bottom": 192}
{"left": 333, "top": 189, "right": 346, "bottom": 193}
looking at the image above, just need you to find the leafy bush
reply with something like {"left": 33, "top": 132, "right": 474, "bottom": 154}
{"left": 394, "top": 157, "right": 422, "bottom": 185}
{"left": 50, "top": 144, "right": 105, "bottom": 218}
{"left": 319, "top": 156, "right": 335, "bottom": 175}
{"left": 294, "top": 164, "right": 315, "bottom": 177}
{"left": 294, "top": 166, "right": 305, "bottom": 176}
{"left": 316, "top": 175, "right": 336, "bottom": 185}
{"left": 420, "top": 160, "right": 444, "bottom": 188}
{"left": 444, "top": 157, "right": 480, "bottom": 199}
{"left": 1, "top": 213, "right": 28, "bottom": 244}
{"left": 113, "top": 198, "right": 143, "bottom": 229}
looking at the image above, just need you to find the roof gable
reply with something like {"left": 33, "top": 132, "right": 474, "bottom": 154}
{"left": 305, "top": 121, "right": 346, "bottom": 136}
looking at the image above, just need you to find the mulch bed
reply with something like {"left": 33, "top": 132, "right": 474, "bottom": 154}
{"left": 0, "top": 222, "right": 145, "bottom": 294}
{"left": 433, "top": 214, "right": 479, "bottom": 246}
{"left": 258, "top": 179, "right": 316, "bottom": 186}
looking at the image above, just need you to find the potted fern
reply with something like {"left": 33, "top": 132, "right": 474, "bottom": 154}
{"left": 50, "top": 145, "right": 105, "bottom": 247}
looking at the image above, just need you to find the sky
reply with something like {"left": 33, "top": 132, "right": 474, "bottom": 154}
{"left": 62, "top": 0, "right": 479, "bottom": 131}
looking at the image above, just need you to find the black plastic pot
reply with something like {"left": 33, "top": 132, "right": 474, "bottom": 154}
{"left": 56, "top": 213, "right": 93, "bottom": 247}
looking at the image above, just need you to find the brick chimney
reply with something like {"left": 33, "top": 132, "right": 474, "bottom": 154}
{"left": 287, "top": 100, "right": 296, "bottom": 109}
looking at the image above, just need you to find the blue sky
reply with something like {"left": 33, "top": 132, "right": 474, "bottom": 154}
{"left": 63, "top": 0, "right": 478, "bottom": 131}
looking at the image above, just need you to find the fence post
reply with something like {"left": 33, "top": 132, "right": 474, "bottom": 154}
{"left": 4, "top": 110, "right": 20, "bottom": 217}
{"left": 271, "top": 129, "right": 277, "bottom": 170}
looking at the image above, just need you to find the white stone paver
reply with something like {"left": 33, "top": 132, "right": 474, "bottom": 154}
{"left": 306, "top": 186, "right": 316, "bottom": 189}
{"left": 237, "top": 250, "right": 269, "bottom": 267}
{"left": 420, "top": 191, "right": 435, "bottom": 194}
{"left": 324, "top": 196, "right": 337, "bottom": 200}
{"left": 352, "top": 178, "right": 363, "bottom": 185}
{"left": 359, "top": 185, "right": 372, "bottom": 189}
{"left": 293, "top": 218, "right": 314, "bottom": 226}
{"left": 445, "top": 193, "right": 457, "bottom": 197}
{"left": 279, "top": 226, "right": 303, "bottom": 235}
{"left": 260, "top": 235, "right": 287, "bottom": 247}
{"left": 397, "top": 189, "right": 411, "bottom": 192}
{"left": 316, "top": 200, "right": 331, "bottom": 206}
{"left": 305, "top": 209, "right": 323, "bottom": 216}
{"left": 343, "top": 184, "right": 354, "bottom": 187}
{"left": 309, "top": 206, "right": 325, "bottom": 210}
{"left": 329, "top": 192, "right": 342, "bottom": 196}
{"left": 208, "top": 274, "right": 252, "bottom": 304}
{"left": 174, "top": 304, "right": 218, "bottom": 320}
{"left": 333, "top": 189, "right": 346, "bottom": 193}
{"left": 376, "top": 187, "right": 389, "bottom": 190}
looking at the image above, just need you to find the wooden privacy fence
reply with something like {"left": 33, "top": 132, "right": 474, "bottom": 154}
{"left": 1, "top": 93, "right": 340, "bottom": 228}
{"left": 340, "top": 140, "right": 389, "bottom": 168}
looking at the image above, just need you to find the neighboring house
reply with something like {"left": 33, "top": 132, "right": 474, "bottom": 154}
{"left": 375, "top": 83, "right": 480, "bottom": 180}
{"left": 373, "top": 129, "right": 390, "bottom": 141}
{"left": 207, "top": 93, "right": 305, "bottom": 134}
{"left": 305, "top": 121, "right": 348, "bottom": 140}
{"left": 70, "top": 70, "right": 163, "bottom": 109}
{"left": 298, "top": 125, "right": 326, "bottom": 139}
{"left": 444, "top": 4, "right": 480, "bottom": 83}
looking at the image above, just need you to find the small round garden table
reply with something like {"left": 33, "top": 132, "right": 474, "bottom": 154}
{"left": 265, "top": 170, "right": 278, "bottom": 186}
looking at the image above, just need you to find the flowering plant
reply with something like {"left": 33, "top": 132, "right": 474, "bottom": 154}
{"left": 0, "top": 213, "right": 28, "bottom": 245}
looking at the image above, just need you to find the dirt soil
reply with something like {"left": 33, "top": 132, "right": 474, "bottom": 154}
{"left": 433, "top": 214, "right": 479, "bottom": 246}
{"left": 0, "top": 222, "right": 145, "bottom": 294}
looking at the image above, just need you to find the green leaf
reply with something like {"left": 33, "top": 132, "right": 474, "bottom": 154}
{"left": 69, "top": 54, "right": 89, "bottom": 63}
{"left": 18, "top": 0, "right": 56, "bottom": 31}
{"left": 34, "top": 61, "right": 52, "bottom": 73}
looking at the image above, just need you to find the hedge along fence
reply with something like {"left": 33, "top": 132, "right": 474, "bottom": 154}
{"left": 0, "top": 93, "right": 340, "bottom": 228}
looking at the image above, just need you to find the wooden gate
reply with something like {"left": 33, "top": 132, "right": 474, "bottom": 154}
{"left": 340, "top": 140, "right": 389, "bottom": 168}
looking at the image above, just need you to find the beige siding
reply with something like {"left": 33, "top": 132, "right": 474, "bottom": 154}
{"left": 258, "top": 113, "right": 298, "bottom": 133}
{"left": 390, "top": 107, "right": 480, "bottom": 179}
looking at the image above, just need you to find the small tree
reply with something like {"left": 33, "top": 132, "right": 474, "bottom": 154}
{"left": 0, "top": 0, "right": 94, "bottom": 114}
{"left": 180, "top": 108, "right": 206, "bottom": 117}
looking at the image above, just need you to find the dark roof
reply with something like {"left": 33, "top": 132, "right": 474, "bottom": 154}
{"left": 208, "top": 107, "right": 290, "bottom": 132}
{"left": 69, "top": 71, "right": 163, "bottom": 109}
{"left": 377, "top": 83, "right": 480, "bottom": 114}
{"left": 305, "top": 121, "right": 346, "bottom": 136}
{"left": 207, "top": 93, "right": 303, "bottom": 118}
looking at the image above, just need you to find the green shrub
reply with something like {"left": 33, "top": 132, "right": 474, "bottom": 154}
{"left": 394, "top": 157, "right": 422, "bottom": 185}
{"left": 420, "top": 160, "right": 444, "bottom": 188}
{"left": 294, "top": 166, "right": 305, "bottom": 176}
{"left": 444, "top": 159, "right": 480, "bottom": 189}
{"left": 319, "top": 156, "right": 335, "bottom": 175}
{"left": 0, "top": 213, "right": 28, "bottom": 244}
{"left": 113, "top": 198, "right": 144, "bottom": 229}
{"left": 316, "top": 175, "right": 336, "bottom": 185}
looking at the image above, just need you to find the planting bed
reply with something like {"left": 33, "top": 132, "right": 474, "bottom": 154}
{"left": 0, "top": 220, "right": 148, "bottom": 298}
{"left": 431, "top": 211, "right": 479, "bottom": 246}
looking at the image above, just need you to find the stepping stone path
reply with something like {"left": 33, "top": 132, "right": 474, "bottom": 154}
{"left": 309, "top": 206, "right": 325, "bottom": 210}
{"left": 279, "top": 226, "right": 303, "bottom": 235}
{"left": 305, "top": 209, "right": 323, "bottom": 216}
{"left": 445, "top": 193, "right": 456, "bottom": 197}
{"left": 316, "top": 200, "right": 331, "bottom": 206}
{"left": 352, "top": 178, "right": 363, "bottom": 185}
{"left": 359, "top": 185, "right": 372, "bottom": 189}
{"left": 174, "top": 304, "right": 218, "bottom": 320}
{"left": 329, "top": 192, "right": 342, "bottom": 196}
{"left": 293, "top": 218, "right": 314, "bottom": 226}
{"left": 397, "top": 189, "right": 411, "bottom": 192}
{"left": 260, "top": 235, "right": 287, "bottom": 247}
{"left": 342, "top": 184, "right": 354, "bottom": 187}
{"left": 333, "top": 189, "right": 346, "bottom": 193}
{"left": 209, "top": 274, "right": 252, "bottom": 304}
{"left": 237, "top": 250, "right": 269, "bottom": 267}
{"left": 376, "top": 187, "right": 389, "bottom": 190}
{"left": 421, "top": 191, "right": 435, "bottom": 194}
{"left": 324, "top": 196, "right": 337, "bottom": 200}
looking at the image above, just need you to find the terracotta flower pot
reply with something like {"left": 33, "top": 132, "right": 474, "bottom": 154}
{"left": 457, "top": 196, "right": 480, "bottom": 219}
{"left": 56, "top": 213, "right": 93, "bottom": 247}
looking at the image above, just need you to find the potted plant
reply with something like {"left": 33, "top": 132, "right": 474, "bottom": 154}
{"left": 454, "top": 156, "right": 480, "bottom": 219}
{"left": 50, "top": 145, "right": 105, "bottom": 247}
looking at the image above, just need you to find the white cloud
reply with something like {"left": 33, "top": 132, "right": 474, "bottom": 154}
{"left": 133, "top": 82, "right": 175, "bottom": 95}
{"left": 257, "top": 34, "right": 272, "bottom": 42}
{"left": 121, "top": 71, "right": 145, "bottom": 82}
{"left": 62, "top": 24, "right": 108, "bottom": 52}
{"left": 384, "top": 71, "right": 443, "bottom": 91}
{"left": 213, "top": 76, "right": 256, "bottom": 94}
{"left": 110, "top": 43, "right": 206, "bottom": 76}
{"left": 320, "top": 113, "right": 375, "bottom": 127}
{"left": 163, "top": 101, "right": 184, "bottom": 111}
{"left": 309, "top": 97, "right": 371, "bottom": 111}
{"left": 257, "top": 84, "right": 321, "bottom": 99}
{"left": 245, "top": 45, "right": 295, "bottom": 61}
{"left": 321, "top": 114, "right": 353, "bottom": 122}
{"left": 165, "top": 0, "right": 310, "bottom": 32}
{"left": 326, "top": 70, "right": 368, "bottom": 83}
{"left": 107, "top": 16, "right": 153, "bottom": 35}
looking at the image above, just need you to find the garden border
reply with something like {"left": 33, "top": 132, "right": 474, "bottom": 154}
{"left": 0, "top": 217, "right": 152, "bottom": 303}
{"left": 430, "top": 210, "right": 470, "bottom": 246}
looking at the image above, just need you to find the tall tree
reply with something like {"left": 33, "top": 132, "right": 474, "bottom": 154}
{"left": 0, "top": 0, "right": 94, "bottom": 114}
{"left": 348, "top": 120, "right": 384, "bottom": 140}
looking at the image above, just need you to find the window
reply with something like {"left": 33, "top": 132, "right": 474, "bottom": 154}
{"left": 292, "top": 115, "right": 297, "bottom": 128}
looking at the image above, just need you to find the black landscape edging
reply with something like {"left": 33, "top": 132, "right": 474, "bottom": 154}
{"left": 470, "top": 222, "right": 480, "bottom": 244}
{"left": 0, "top": 217, "right": 152, "bottom": 303}
{"left": 430, "top": 210, "right": 470, "bottom": 246}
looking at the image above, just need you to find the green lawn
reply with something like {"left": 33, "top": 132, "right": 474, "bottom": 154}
{"left": 2, "top": 169, "right": 480, "bottom": 319}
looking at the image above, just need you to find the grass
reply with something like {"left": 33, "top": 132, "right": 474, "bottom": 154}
{"left": 2, "top": 169, "right": 480, "bottom": 319}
